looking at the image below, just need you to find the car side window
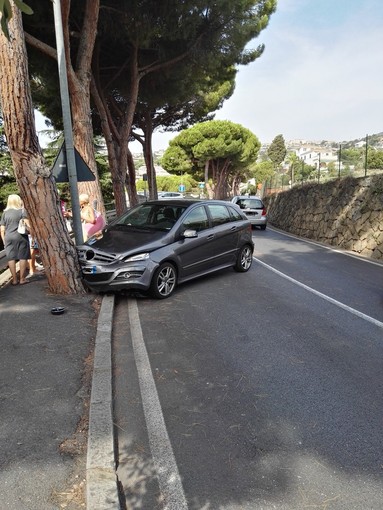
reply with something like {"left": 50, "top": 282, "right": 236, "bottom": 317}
{"left": 228, "top": 206, "right": 243, "bottom": 221}
{"left": 207, "top": 204, "right": 232, "bottom": 226}
{"left": 182, "top": 206, "right": 209, "bottom": 231}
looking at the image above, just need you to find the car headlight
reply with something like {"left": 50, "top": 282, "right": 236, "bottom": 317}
{"left": 125, "top": 252, "right": 150, "bottom": 262}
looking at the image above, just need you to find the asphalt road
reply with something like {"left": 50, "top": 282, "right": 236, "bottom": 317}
{"left": 113, "top": 227, "right": 383, "bottom": 510}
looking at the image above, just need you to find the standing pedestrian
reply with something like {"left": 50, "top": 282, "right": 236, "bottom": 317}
{"left": 0, "top": 194, "right": 31, "bottom": 285}
{"left": 28, "top": 233, "right": 43, "bottom": 277}
{"left": 64, "top": 193, "right": 105, "bottom": 242}
{"left": 79, "top": 193, "right": 106, "bottom": 241}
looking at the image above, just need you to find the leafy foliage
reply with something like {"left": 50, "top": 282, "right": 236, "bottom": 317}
{"left": 267, "top": 134, "right": 286, "bottom": 169}
{"left": 136, "top": 174, "right": 197, "bottom": 194}
{"left": 368, "top": 149, "right": 383, "bottom": 169}
{"left": 340, "top": 148, "right": 363, "bottom": 167}
{"left": 249, "top": 159, "right": 274, "bottom": 185}
{"left": 0, "top": 176, "right": 19, "bottom": 212}
{"left": 0, "top": 0, "right": 33, "bottom": 38}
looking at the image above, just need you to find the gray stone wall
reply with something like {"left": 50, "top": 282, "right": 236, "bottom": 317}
{"left": 263, "top": 175, "right": 383, "bottom": 261}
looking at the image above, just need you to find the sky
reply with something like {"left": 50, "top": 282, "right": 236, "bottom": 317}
{"left": 36, "top": 0, "right": 383, "bottom": 152}
{"left": 148, "top": 0, "right": 383, "bottom": 151}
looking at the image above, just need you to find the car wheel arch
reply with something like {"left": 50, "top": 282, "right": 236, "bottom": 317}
{"left": 149, "top": 260, "right": 178, "bottom": 299}
{"left": 234, "top": 243, "right": 253, "bottom": 272}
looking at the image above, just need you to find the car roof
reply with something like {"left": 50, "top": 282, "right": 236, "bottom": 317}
{"left": 143, "top": 199, "right": 239, "bottom": 206}
{"left": 141, "top": 199, "right": 199, "bottom": 206}
{"left": 233, "top": 195, "right": 262, "bottom": 200}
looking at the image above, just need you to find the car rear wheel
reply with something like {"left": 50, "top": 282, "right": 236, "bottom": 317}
{"left": 150, "top": 262, "right": 177, "bottom": 299}
{"left": 234, "top": 245, "right": 253, "bottom": 272}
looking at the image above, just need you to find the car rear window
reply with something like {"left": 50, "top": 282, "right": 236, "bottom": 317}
{"left": 236, "top": 198, "right": 263, "bottom": 209}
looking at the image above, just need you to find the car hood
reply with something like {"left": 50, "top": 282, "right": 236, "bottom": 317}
{"left": 84, "top": 226, "right": 173, "bottom": 258}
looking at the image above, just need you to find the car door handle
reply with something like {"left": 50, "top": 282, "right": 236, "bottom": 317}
{"left": 207, "top": 234, "right": 215, "bottom": 240}
{"left": 230, "top": 226, "right": 237, "bottom": 231}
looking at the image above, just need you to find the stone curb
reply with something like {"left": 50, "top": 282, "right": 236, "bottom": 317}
{"left": 86, "top": 295, "right": 120, "bottom": 509}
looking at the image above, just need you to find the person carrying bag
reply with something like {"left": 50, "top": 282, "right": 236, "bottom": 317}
{"left": 78, "top": 194, "right": 106, "bottom": 241}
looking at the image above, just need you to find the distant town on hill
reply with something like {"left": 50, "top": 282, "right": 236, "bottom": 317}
{"left": 144, "top": 131, "right": 383, "bottom": 164}
{"left": 140, "top": 132, "right": 383, "bottom": 172}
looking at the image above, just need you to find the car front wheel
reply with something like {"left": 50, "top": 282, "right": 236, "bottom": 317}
{"left": 234, "top": 245, "right": 253, "bottom": 272}
{"left": 150, "top": 262, "right": 177, "bottom": 299}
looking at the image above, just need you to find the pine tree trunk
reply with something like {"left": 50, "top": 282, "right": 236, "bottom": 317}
{"left": 71, "top": 87, "right": 104, "bottom": 213}
{"left": 0, "top": 5, "right": 85, "bottom": 294}
{"left": 63, "top": 0, "right": 104, "bottom": 215}
{"left": 91, "top": 47, "right": 140, "bottom": 215}
{"left": 126, "top": 148, "right": 138, "bottom": 207}
{"left": 143, "top": 115, "right": 158, "bottom": 199}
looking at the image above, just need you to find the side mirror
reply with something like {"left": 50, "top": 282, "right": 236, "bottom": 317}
{"left": 182, "top": 229, "right": 198, "bottom": 238}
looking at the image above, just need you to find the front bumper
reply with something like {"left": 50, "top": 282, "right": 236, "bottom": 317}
{"left": 77, "top": 246, "right": 157, "bottom": 293}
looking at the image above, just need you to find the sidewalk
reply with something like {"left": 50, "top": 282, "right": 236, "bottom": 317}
{"left": 0, "top": 270, "right": 118, "bottom": 509}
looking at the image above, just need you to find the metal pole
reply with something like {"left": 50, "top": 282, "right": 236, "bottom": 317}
{"left": 317, "top": 153, "right": 321, "bottom": 183}
{"left": 338, "top": 144, "right": 341, "bottom": 178}
{"left": 52, "top": 0, "right": 83, "bottom": 244}
{"left": 364, "top": 134, "right": 368, "bottom": 177}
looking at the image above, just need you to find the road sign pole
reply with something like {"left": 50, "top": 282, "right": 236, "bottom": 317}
{"left": 52, "top": 0, "right": 83, "bottom": 244}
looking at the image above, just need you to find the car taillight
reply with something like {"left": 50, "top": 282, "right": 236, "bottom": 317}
{"left": 261, "top": 207, "right": 267, "bottom": 216}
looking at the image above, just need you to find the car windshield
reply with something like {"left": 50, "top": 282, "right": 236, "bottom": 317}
{"left": 236, "top": 198, "right": 263, "bottom": 209}
{"left": 114, "top": 203, "right": 188, "bottom": 230}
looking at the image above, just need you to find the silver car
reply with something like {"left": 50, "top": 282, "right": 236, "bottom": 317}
{"left": 77, "top": 199, "right": 254, "bottom": 298}
{"left": 158, "top": 191, "right": 184, "bottom": 199}
{"left": 231, "top": 196, "right": 267, "bottom": 229}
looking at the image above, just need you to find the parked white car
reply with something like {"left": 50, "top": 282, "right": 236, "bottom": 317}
{"left": 231, "top": 196, "right": 267, "bottom": 229}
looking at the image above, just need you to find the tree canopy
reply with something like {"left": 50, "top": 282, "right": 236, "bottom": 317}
{"left": 22, "top": 0, "right": 276, "bottom": 211}
{"left": 0, "top": 0, "right": 33, "bottom": 39}
{"left": 267, "top": 134, "right": 286, "bottom": 170}
{"left": 161, "top": 120, "right": 261, "bottom": 199}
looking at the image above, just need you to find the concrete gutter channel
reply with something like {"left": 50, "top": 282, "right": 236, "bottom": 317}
{"left": 87, "top": 294, "right": 121, "bottom": 509}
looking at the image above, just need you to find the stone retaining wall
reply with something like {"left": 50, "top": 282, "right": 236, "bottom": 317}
{"left": 263, "top": 175, "right": 383, "bottom": 261}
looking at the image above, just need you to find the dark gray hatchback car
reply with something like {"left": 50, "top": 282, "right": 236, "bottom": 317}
{"left": 77, "top": 199, "right": 254, "bottom": 298}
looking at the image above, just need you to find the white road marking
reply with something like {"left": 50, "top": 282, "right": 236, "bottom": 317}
{"left": 128, "top": 299, "right": 189, "bottom": 510}
{"left": 253, "top": 256, "right": 383, "bottom": 330}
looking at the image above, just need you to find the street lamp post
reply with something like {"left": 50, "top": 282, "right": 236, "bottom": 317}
{"left": 317, "top": 152, "right": 321, "bottom": 183}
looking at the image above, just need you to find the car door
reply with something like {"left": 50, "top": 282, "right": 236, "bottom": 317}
{"left": 173, "top": 204, "right": 217, "bottom": 279}
{"left": 204, "top": 203, "right": 240, "bottom": 266}
{"left": 174, "top": 203, "right": 245, "bottom": 279}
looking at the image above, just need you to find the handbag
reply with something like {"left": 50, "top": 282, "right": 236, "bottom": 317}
{"left": 17, "top": 218, "right": 29, "bottom": 235}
